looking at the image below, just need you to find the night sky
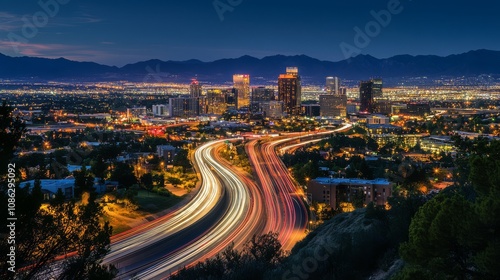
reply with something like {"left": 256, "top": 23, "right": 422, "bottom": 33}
{"left": 0, "top": 0, "right": 498, "bottom": 66}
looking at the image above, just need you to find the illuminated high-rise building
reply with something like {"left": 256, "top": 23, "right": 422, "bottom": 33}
{"left": 278, "top": 67, "right": 301, "bottom": 116}
{"left": 233, "top": 74, "right": 250, "bottom": 109}
{"left": 326, "top": 77, "right": 340, "bottom": 95}
{"left": 168, "top": 97, "right": 206, "bottom": 117}
{"left": 360, "top": 79, "right": 383, "bottom": 113}
{"left": 206, "top": 88, "right": 237, "bottom": 115}
{"left": 321, "top": 77, "right": 347, "bottom": 117}
{"left": 190, "top": 79, "right": 202, "bottom": 98}
{"left": 319, "top": 94, "right": 347, "bottom": 117}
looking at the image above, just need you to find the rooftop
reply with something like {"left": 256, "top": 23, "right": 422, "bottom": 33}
{"left": 20, "top": 179, "right": 75, "bottom": 193}
{"left": 313, "top": 177, "right": 391, "bottom": 185}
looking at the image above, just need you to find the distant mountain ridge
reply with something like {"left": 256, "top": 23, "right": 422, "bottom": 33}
{"left": 1, "top": 49, "right": 499, "bottom": 84}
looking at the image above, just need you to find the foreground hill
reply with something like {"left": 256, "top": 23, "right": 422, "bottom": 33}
{"left": 267, "top": 207, "right": 406, "bottom": 280}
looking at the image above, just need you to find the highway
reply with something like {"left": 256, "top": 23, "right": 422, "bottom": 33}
{"left": 40, "top": 125, "right": 351, "bottom": 279}
{"left": 246, "top": 124, "right": 352, "bottom": 250}
{"left": 247, "top": 139, "right": 308, "bottom": 251}
{"left": 103, "top": 139, "right": 263, "bottom": 279}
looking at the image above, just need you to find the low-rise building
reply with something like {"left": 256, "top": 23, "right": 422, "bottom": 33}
{"left": 370, "top": 133, "right": 425, "bottom": 147}
{"left": 157, "top": 145, "right": 177, "bottom": 164}
{"left": 152, "top": 104, "right": 169, "bottom": 117}
{"left": 307, "top": 177, "right": 392, "bottom": 210}
{"left": 20, "top": 179, "right": 75, "bottom": 200}
{"left": 262, "top": 101, "right": 284, "bottom": 119}
{"left": 301, "top": 104, "right": 320, "bottom": 117}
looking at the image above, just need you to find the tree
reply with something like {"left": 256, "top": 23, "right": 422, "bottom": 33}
{"left": 167, "top": 176, "right": 182, "bottom": 187}
{"left": 0, "top": 101, "right": 27, "bottom": 177}
{"left": 173, "top": 149, "right": 192, "bottom": 170}
{"left": 397, "top": 139, "right": 500, "bottom": 280}
{"left": 53, "top": 149, "right": 69, "bottom": 165}
{"left": 140, "top": 173, "right": 154, "bottom": 190}
{"left": 366, "top": 136, "right": 379, "bottom": 151}
{"left": 74, "top": 166, "right": 96, "bottom": 197}
{"left": 0, "top": 180, "right": 117, "bottom": 280}
{"left": 152, "top": 174, "right": 165, "bottom": 189}
{"left": 244, "top": 232, "right": 284, "bottom": 266}
{"left": 171, "top": 232, "right": 283, "bottom": 280}
{"left": 110, "top": 162, "right": 137, "bottom": 188}
{"left": 97, "top": 144, "right": 121, "bottom": 162}
{"left": 56, "top": 198, "right": 117, "bottom": 280}
{"left": 399, "top": 194, "right": 477, "bottom": 279}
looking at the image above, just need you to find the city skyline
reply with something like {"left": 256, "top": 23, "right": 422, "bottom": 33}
{"left": 0, "top": 0, "right": 498, "bottom": 66}
{"left": 2, "top": 1, "right": 500, "bottom": 279}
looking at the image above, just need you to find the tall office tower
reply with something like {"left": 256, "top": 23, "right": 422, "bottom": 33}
{"left": 206, "top": 88, "right": 236, "bottom": 115}
{"left": 168, "top": 97, "right": 206, "bottom": 118}
{"left": 251, "top": 87, "right": 274, "bottom": 113}
{"left": 225, "top": 88, "right": 237, "bottom": 110}
{"left": 326, "top": 77, "right": 340, "bottom": 95}
{"left": 360, "top": 78, "right": 383, "bottom": 113}
{"left": 190, "top": 79, "right": 202, "bottom": 98}
{"left": 278, "top": 67, "right": 302, "bottom": 116}
{"left": 286, "top": 67, "right": 299, "bottom": 75}
{"left": 233, "top": 74, "right": 250, "bottom": 109}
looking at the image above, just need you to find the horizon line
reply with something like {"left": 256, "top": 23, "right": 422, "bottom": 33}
{"left": 1, "top": 48, "right": 498, "bottom": 68}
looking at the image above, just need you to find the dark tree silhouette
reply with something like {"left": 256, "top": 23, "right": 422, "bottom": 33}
{"left": 0, "top": 101, "right": 27, "bottom": 176}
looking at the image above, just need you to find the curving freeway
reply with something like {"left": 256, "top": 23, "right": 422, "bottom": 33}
{"left": 246, "top": 124, "right": 352, "bottom": 251}
{"left": 103, "top": 139, "right": 264, "bottom": 279}
{"left": 247, "top": 139, "right": 308, "bottom": 251}
{"left": 38, "top": 125, "right": 351, "bottom": 279}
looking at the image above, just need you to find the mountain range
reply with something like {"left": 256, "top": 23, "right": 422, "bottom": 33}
{"left": 1, "top": 49, "right": 499, "bottom": 84}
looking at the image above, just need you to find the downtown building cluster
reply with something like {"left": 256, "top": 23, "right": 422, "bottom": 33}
{"left": 148, "top": 67, "right": 351, "bottom": 120}
{"left": 150, "top": 68, "right": 301, "bottom": 119}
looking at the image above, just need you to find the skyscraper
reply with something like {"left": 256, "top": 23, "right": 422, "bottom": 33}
{"left": 168, "top": 97, "right": 206, "bottom": 117}
{"left": 251, "top": 87, "right": 275, "bottom": 113}
{"left": 233, "top": 74, "right": 250, "bottom": 110}
{"left": 320, "top": 77, "right": 347, "bottom": 117}
{"left": 360, "top": 79, "right": 383, "bottom": 113}
{"left": 278, "top": 67, "right": 302, "bottom": 116}
{"left": 190, "top": 79, "right": 202, "bottom": 98}
{"left": 206, "top": 88, "right": 237, "bottom": 115}
{"left": 326, "top": 77, "right": 340, "bottom": 95}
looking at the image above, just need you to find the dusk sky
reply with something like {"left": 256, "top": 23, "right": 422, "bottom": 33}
{"left": 0, "top": 0, "right": 498, "bottom": 66}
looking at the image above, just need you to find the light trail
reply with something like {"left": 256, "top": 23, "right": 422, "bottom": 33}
{"left": 246, "top": 124, "right": 352, "bottom": 251}
{"left": 102, "top": 139, "right": 262, "bottom": 279}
